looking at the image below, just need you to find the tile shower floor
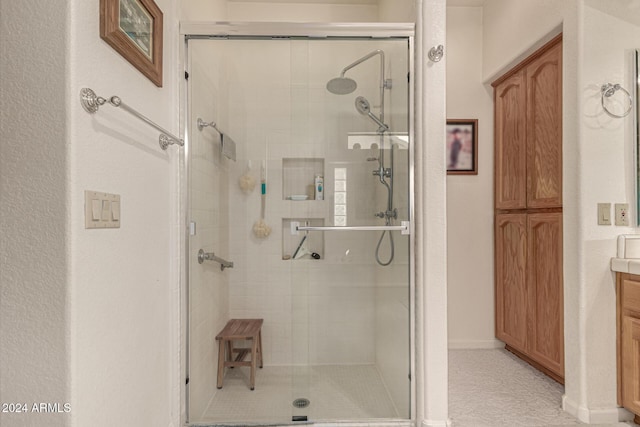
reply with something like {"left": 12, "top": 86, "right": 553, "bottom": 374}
{"left": 197, "top": 364, "right": 402, "bottom": 424}
{"left": 449, "top": 348, "right": 639, "bottom": 427}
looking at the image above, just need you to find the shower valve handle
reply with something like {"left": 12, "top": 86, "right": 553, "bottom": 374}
{"left": 373, "top": 168, "right": 392, "bottom": 178}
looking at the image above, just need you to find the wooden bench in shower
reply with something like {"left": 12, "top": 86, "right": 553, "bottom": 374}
{"left": 216, "top": 318, "right": 263, "bottom": 390}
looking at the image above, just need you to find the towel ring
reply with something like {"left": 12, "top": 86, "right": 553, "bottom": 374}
{"left": 601, "top": 83, "right": 633, "bottom": 118}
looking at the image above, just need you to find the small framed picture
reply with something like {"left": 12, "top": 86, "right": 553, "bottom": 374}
{"left": 446, "top": 119, "right": 478, "bottom": 175}
{"left": 100, "top": 0, "right": 163, "bottom": 87}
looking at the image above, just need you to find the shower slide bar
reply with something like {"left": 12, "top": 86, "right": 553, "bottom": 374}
{"left": 290, "top": 221, "right": 410, "bottom": 235}
{"left": 79, "top": 88, "right": 184, "bottom": 151}
{"left": 197, "top": 249, "right": 234, "bottom": 271}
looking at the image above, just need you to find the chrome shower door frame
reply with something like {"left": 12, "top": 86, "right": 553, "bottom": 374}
{"left": 179, "top": 22, "right": 416, "bottom": 425}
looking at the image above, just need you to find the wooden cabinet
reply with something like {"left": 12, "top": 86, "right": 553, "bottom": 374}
{"left": 527, "top": 213, "right": 563, "bottom": 376}
{"left": 493, "top": 35, "right": 564, "bottom": 382}
{"left": 495, "top": 71, "right": 527, "bottom": 210}
{"left": 495, "top": 214, "right": 528, "bottom": 350}
{"left": 495, "top": 212, "right": 564, "bottom": 380}
{"left": 525, "top": 42, "right": 563, "bottom": 209}
{"left": 617, "top": 274, "right": 640, "bottom": 422}
{"left": 494, "top": 37, "right": 562, "bottom": 211}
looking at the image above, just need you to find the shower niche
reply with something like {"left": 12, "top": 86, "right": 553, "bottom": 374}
{"left": 282, "top": 218, "right": 324, "bottom": 260}
{"left": 282, "top": 158, "right": 324, "bottom": 201}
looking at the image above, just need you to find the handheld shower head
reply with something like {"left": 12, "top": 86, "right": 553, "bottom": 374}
{"left": 355, "top": 96, "right": 388, "bottom": 132}
{"left": 326, "top": 76, "right": 357, "bottom": 95}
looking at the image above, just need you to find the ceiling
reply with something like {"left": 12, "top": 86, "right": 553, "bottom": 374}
{"left": 586, "top": 0, "right": 640, "bottom": 27}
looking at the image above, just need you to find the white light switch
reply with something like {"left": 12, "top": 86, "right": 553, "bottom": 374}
{"left": 91, "top": 199, "right": 101, "bottom": 221}
{"left": 111, "top": 201, "right": 120, "bottom": 221}
{"left": 597, "top": 203, "right": 611, "bottom": 225}
{"left": 615, "top": 203, "right": 629, "bottom": 226}
{"left": 85, "top": 191, "right": 121, "bottom": 229}
{"left": 101, "top": 200, "right": 111, "bottom": 221}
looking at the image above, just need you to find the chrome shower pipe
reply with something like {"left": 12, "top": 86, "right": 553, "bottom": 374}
{"left": 341, "top": 50, "right": 390, "bottom": 202}
{"left": 339, "top": 49, "right": 386, "bottom": 125}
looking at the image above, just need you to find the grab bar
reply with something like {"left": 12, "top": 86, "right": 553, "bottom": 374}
{"left": 290, "top": 221, "right": 410, "bottom": 235}
{"left": 79, "top": 88, "right": 184, "bottom": 150}
{"left": 197, "top": 249, "right": 234, "bottom": 271}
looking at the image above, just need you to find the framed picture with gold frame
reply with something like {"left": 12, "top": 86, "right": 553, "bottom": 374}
{"left": 446, "top": 119, "right": 478, "bottom": 175}
{"left": 100, "top": 0, "right": 163, "bottom": 87}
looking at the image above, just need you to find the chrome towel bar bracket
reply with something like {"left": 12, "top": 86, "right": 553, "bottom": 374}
{"left": 80, "top": 88, "right": 184, "bottom": 150}
{"left": 198, "top": 249, "right": 234, "bottom": 271}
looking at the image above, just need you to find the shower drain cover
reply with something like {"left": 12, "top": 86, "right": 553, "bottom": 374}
{"left": 292, "top": 398, "right": 310, "bottom": 409}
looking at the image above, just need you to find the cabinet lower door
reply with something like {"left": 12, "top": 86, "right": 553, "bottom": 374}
{"left": 495, "top": 214, "right": 528, "bottom": 352}
{"left": 527, "top": 213, "right": 564, "bottom": 378}
{"left": 623, "top": 316, "right": 640, "bottom": 415}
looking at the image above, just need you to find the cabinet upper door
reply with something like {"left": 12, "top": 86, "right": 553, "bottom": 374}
{"left": 495, "top": 71, "right": 527, "bottom": 210}
{"left": 526, "top": 40, "right": 563, "bottom": 209}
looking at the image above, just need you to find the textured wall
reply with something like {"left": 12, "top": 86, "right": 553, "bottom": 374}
{"left": 67, "top": 0, "right": 180, "bottom": 425}
{"left": 446, "top": 6, "right": 497, "bottom": 350}
{"left": 579, "top": 2, "right": 640, "bottom": 416}
{"left": 0, "top": 1, "right": 71, "bottom": 426}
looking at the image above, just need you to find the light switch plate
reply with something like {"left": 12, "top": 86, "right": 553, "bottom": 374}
{"left": 597, "top": 203, "right": 611, "bottom": 225}
{"left": 85, "top": 190, "right": 120, "bottom": 229}
{"left": 615, "top": 203, "right": 630, "bottom": 226}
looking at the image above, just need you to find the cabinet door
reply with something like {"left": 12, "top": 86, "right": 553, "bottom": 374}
{"left": 527, "top": 213, "right": 564, "bottom": 377}
{"left": 526, "top": 40, "right": 563, "bottom": 209}
{"left": 622, "top": 315, "right": 640, "bottom": 415}
{"left": 495, "top": 214, "right": 528, "bottom": 351}
{"left": 494, "top": 71, "right": 527, "bottom": 210}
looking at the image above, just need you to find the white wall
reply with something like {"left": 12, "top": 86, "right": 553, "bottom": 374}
{"left": 579, "top": 1, "right": 640, "bottom": 414}
{"left": 415, "top": 0, "right": 449, "bottom": 424}
{"left": 68, "top": 0, "right": 180, "bottom": 425}
{"left": 445, "top": 6, "right": 497, "bottom": 350}
{"left": 1, "top": 0, "right": 181, "bottom": 426}
{"left": 0, "top": 2, "right": 71, "bottom": 426}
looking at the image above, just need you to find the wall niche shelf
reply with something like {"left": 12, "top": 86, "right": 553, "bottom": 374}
{"left": 282, "top": 218, "right": 324, "bottom": 261}
{"left": 282, "top": 158, "right": 324, "bottom": 201}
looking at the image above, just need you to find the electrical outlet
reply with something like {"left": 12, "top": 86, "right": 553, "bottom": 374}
{"left": 615, "top": 203, "right": 629, "bottom": 226}
{"left": 597, "top": 203, "right": 611, "bottom": 225}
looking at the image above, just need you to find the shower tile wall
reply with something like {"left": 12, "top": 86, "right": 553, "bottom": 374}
{"left": 190, "top": 38, "right": 410, "bottom": 416}
{"left": 189, "top": 52, "right": 231, "bottom": 419}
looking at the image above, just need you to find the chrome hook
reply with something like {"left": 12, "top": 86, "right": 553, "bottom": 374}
{"left": 428, "top": 45, "right": 444, "bottom": 62}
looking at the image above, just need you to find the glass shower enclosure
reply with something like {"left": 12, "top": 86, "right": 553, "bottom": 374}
{"left": 184, "top": 24, "right": 414, "bottom": 425}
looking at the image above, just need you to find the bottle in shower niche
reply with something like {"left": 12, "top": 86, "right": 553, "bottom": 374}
{"left": 314, "top": 174, "right": 324, "bottom": 200}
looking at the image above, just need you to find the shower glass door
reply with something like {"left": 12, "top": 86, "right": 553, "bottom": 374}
{"left": 186, "top": 30, "right": 412, "bottom": 425}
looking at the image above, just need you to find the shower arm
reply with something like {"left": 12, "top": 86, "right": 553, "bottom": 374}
{"left": 340, "top": 50, "right": 385, "bottom": 121}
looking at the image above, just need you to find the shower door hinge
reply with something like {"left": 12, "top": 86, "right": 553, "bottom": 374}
{"left": 185, "top": 71, "right": 189, "bottom": 80}
{"left": 186, "top": 377, "right": 189, "bottom": 385}
{"left": 189, "top": 221, "right": 196, "bottom": 236}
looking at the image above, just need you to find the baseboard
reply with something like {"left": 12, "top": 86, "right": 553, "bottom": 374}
{"left": 562, "top": 395, "right": 635, "bottom": 423}
{"left": 447, "top": 339, "right": 503, "bottom": 350}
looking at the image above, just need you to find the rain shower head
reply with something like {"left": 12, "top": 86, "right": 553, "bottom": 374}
{"left": 326, "top": 49, "right": 387, "bottom": 96}
{"left": 326, "top": 76, "right": 357, "bottom": 95}
{"left": 355, "top": 96, "right": 388, "bottom": 132}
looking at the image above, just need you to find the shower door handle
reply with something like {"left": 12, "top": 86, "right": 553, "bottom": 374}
{"left": 290, "top": 221, "right": 410, "bottom": 236}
